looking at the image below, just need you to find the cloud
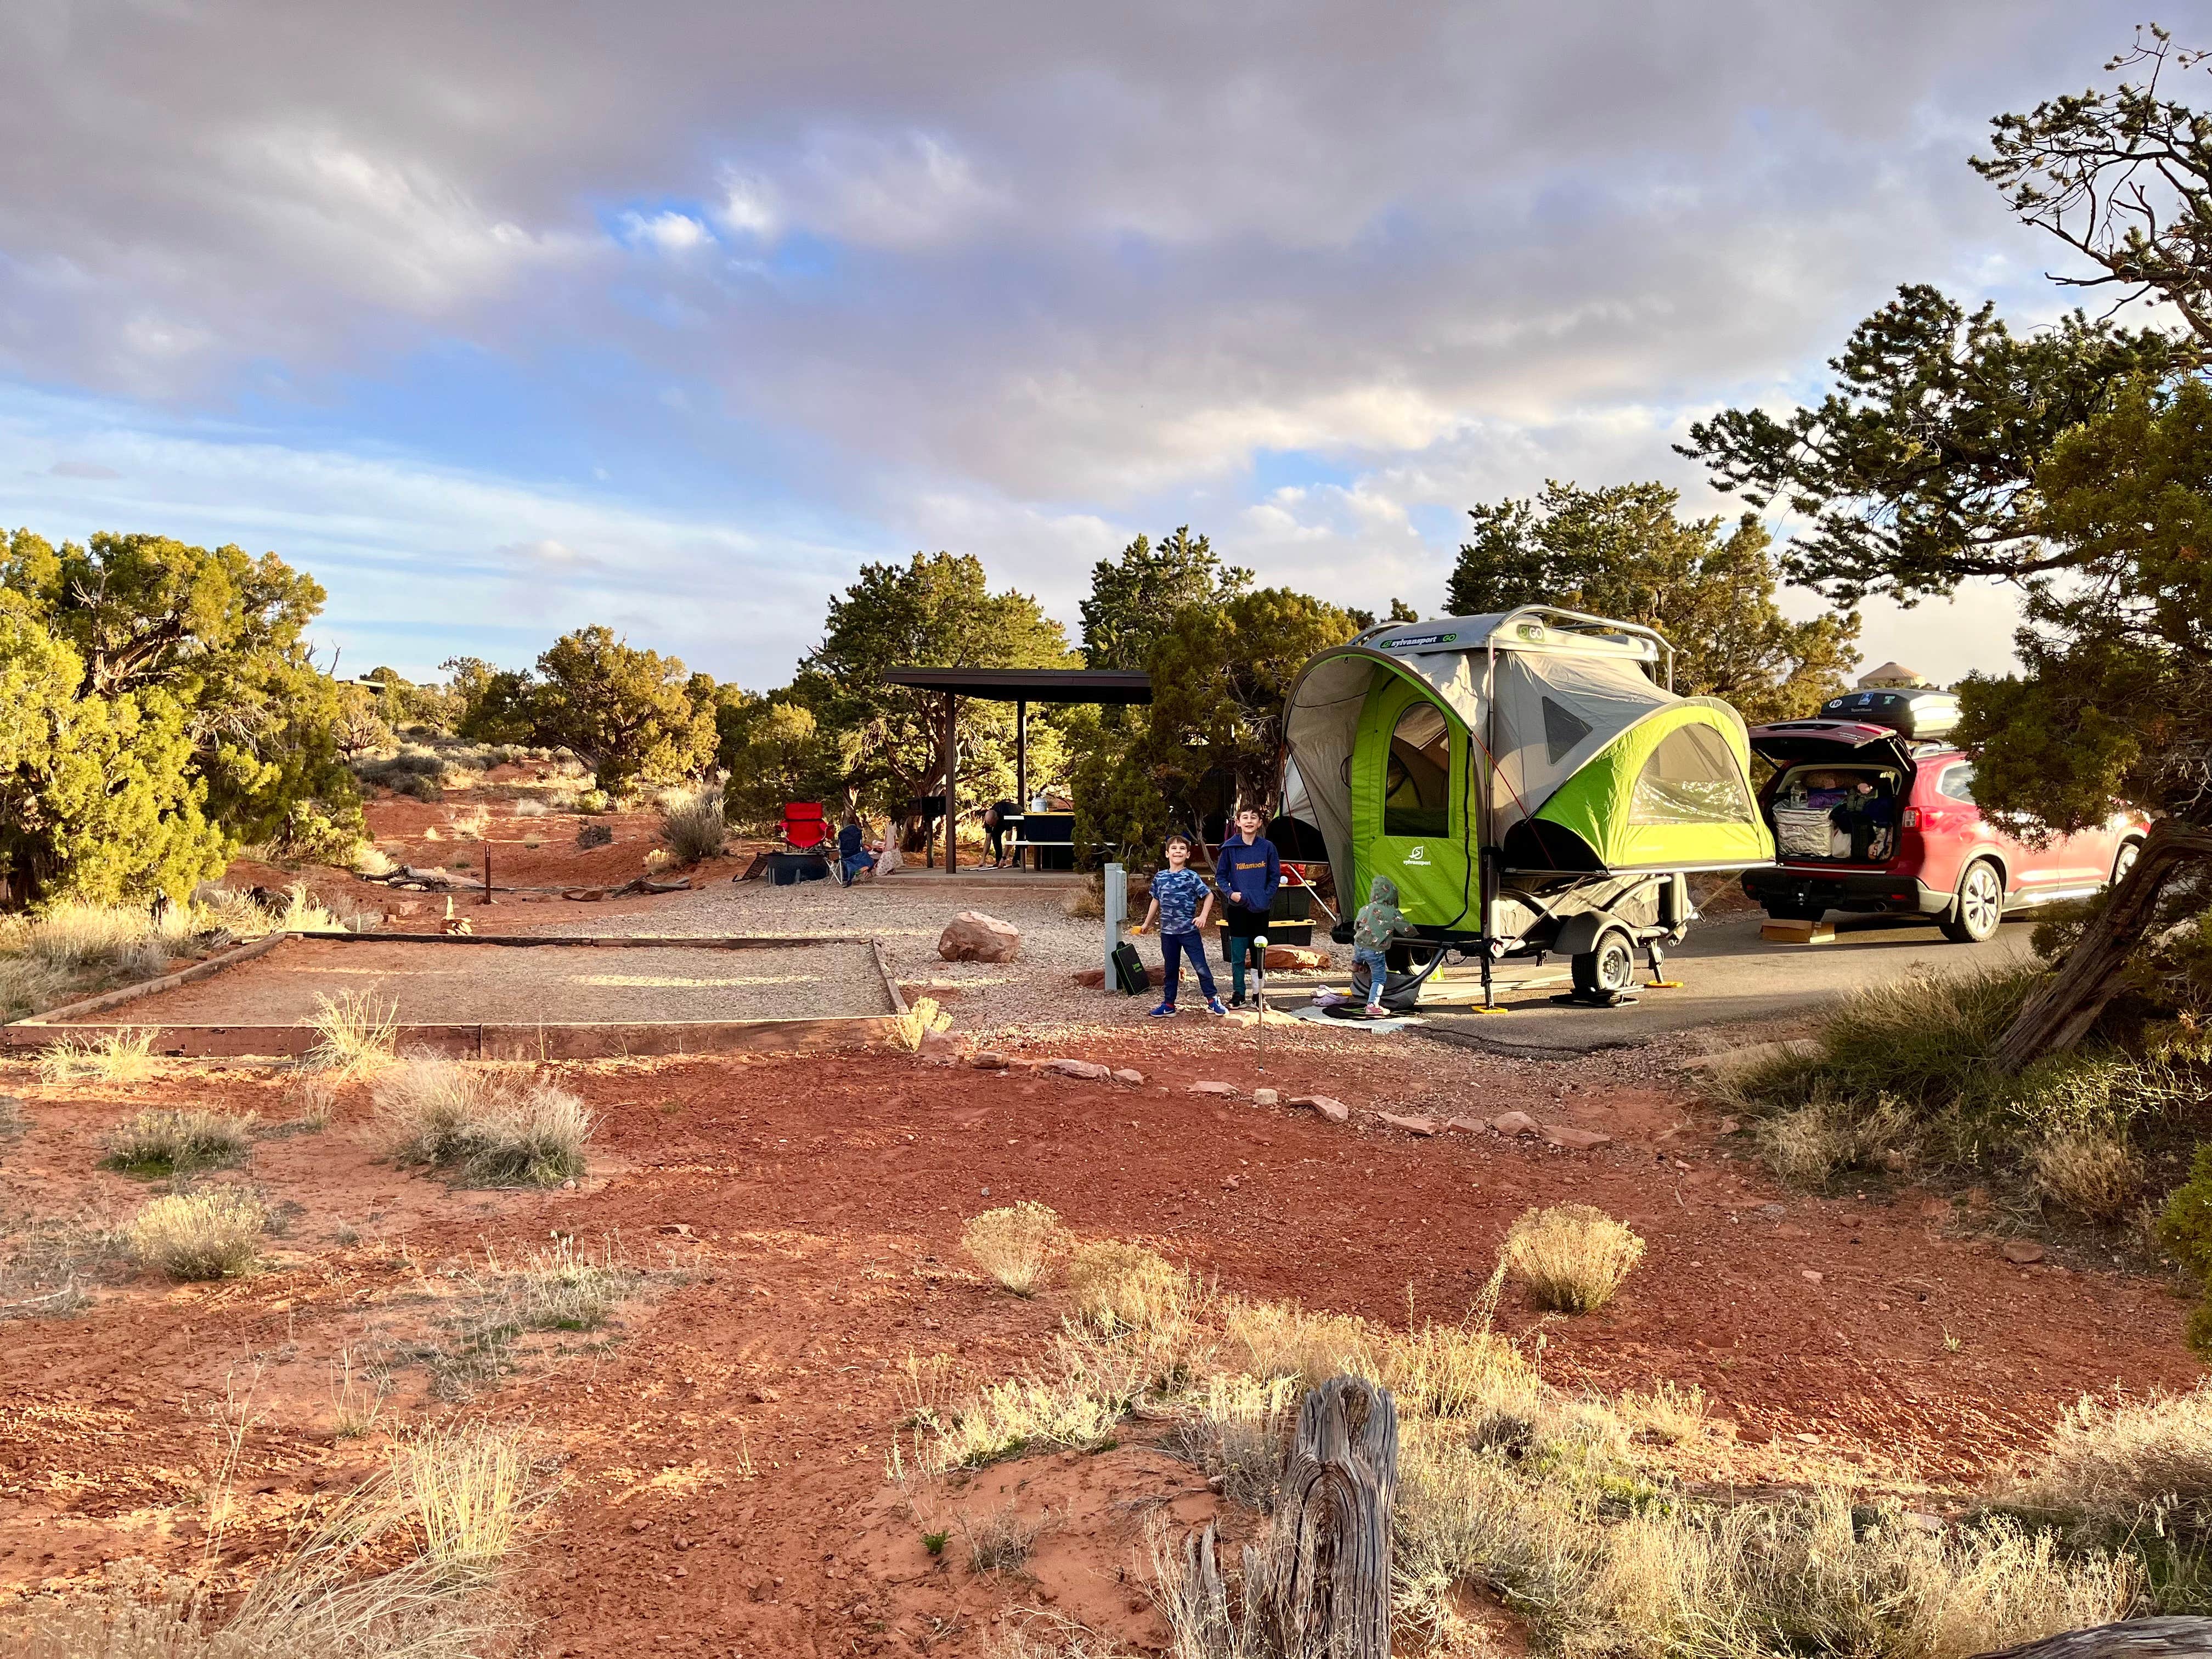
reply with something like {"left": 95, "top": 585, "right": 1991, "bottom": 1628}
{"left": 0, "top": 0, "right": 2136, "bottom": 685}
{"left": 618, "top": 210, "right": 712, "bottom": 254}
{"left": 48, "top": 458, "right": 120, "bottom": 479}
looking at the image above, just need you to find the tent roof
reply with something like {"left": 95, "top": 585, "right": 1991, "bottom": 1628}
{"left": 1359, "top": 606, "right": 1667, "bottom": 666}
{"left": 882, "top": 667, "right": 1152, "bottom": 704}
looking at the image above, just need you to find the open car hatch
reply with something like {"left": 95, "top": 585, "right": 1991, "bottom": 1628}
{"left": 1747, "top": 719, "right": 1917, "bottom": 770}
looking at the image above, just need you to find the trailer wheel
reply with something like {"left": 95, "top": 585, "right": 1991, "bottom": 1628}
{"left": 1571, "top": 927, "right": 1638, "bottom": 998}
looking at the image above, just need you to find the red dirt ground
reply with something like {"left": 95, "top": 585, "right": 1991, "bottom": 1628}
{"left": 2, "top": 1024, "right": 2201, "bottom": 1656}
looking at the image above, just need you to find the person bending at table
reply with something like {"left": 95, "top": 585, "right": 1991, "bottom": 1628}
{"left": 1215, "top": 805, "right": 1279, "bottom": 1007}
{"left": 983, "top": 799, "right": 1018, "bottom": 868}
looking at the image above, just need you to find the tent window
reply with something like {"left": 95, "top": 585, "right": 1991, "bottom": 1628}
{"left": 1629, "top": 724, "right": 1752, "bottom": 826}
{"left": 1384, "top": 699, "right": 1452, "bottom": 838}
{"left": 1542, "top": 696, "right": 1592, "bottom": 764}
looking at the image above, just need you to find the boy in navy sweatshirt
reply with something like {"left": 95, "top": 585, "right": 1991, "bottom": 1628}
{"left": 1214, "top": 806, "right": 1279, "bottom": 1006}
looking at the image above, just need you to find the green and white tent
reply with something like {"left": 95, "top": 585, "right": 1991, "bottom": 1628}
{"left": 1281, "top": 608, "right": 1773, "bottom": 934}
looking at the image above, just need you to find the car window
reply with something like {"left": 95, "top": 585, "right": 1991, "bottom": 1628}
{"left": 1938, "top": 764, "right": 1976, "bottom": 804}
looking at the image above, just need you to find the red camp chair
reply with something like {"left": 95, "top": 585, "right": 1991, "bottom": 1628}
{"left": 780, "top": 802, "right": 829, "bottom": 852}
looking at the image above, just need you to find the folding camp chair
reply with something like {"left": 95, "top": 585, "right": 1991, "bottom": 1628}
{"left": 778, "top": 802, "right": 829, "bottom": 852}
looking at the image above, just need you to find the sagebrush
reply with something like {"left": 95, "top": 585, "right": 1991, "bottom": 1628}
{"left": 373, "top": 1055, "right": 592, "bottom": 1186}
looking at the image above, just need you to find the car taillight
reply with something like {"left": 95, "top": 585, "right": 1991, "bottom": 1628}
{"left": 1900, "top": 808, "right": 1918, "bottom": 828}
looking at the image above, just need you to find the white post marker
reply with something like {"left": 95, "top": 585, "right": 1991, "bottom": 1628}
{"left": 1103, "top": 862, "right": 1126, "bottom": 985}
{"left": 1254, "top": 932, "right": 1268, "bottom": 1071}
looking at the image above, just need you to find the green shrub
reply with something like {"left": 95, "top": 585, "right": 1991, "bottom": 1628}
{"left": 2160, "top": 1144, "right": 2212, "bottom": 1356}
{"left": 1723, "top": 966, "right": 2210, "bottom": 1219}
{"left": 103, "top": 1108, "right": 253, "bottom": 1175}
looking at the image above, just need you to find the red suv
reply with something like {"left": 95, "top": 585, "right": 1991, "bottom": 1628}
{"left": 1741, "top": 690, "right": 2146, "bottom": 943}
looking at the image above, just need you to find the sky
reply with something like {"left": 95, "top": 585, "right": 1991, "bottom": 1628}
{"left": 0, "top": 2, "right": 2169, "bottom": 691}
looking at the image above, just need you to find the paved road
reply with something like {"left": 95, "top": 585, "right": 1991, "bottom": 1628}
{"left": 1294, "top": 907, "right": 2039, "bottom": 1055}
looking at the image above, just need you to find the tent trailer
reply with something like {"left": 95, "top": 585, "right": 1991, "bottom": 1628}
{"left": 1279, "top": 607, "right": 1775, "bottom": 1005}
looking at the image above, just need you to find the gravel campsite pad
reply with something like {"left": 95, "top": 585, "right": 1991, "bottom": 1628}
{"left": 49, "top": 935, "right": 895, "bottom": 1028}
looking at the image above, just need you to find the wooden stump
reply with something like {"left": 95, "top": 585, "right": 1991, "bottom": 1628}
{"left": 1967, "top": 1616, "right": 2212, "bottom": 1659}
{"left": 1256, "top": 1375, "right": 1399, "bottom": 1659}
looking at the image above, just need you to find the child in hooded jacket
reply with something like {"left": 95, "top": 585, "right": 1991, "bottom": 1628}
{"left": 1352, "top": 875, "right": 1420, "bottom": 1017}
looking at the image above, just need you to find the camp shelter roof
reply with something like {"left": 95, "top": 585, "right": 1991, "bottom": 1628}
{"left": 882, "top": 667, "right": 1152, "bottom": 704}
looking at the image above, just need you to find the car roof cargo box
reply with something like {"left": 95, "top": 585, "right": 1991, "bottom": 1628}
{"left": 1817, "top": 687, "right": 1959, "bottom": 740}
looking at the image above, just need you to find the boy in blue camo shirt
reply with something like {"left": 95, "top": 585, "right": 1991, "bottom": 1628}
{"left": 1130, "top": 834, "right": 1227, "bottom": 1017}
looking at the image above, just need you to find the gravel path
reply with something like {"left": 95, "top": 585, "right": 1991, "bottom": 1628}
{"left": 538, "top": 873, "right": 1358, "bottom": 1041}
{"left": 70, "top": 936, "right": 894, "bottom": 1026}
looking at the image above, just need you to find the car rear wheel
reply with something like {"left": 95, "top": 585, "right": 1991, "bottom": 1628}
{"left": 1571, "top": 927, "right": 1639, "bottom": 998}
{"left": 1940, "top": 859, "right": 2005, "bottom": 944}
{"left": 2112, "top": 838, "right": 2143, "bottom": 886}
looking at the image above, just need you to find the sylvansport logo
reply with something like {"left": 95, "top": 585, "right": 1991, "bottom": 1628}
{"left": 1402, "top": 845, "right": 1431, "bottom": 865}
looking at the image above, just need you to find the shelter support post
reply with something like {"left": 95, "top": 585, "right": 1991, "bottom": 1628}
{"left": 1016, "top": 699, "right": 1028, "bottom": 810}
{"left": 1103, "top": 862, "right": 1125, "bottom": 977}
{"left": 943, "top": 691, "right": 958, "bottom": 874}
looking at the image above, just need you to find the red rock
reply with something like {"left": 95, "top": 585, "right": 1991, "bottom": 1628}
{"left": 936, "top": 911, "right": 1021, "bottom": 963}
{"left": 2001, "top": 1239, "right": 2046, "bottom": 1265}
{"left": 1111, "top": 1068, "right": 1146, "bottom": 1086}
{"left": 1443, "top": 1116, "right": 1487, "bottom": 1133}
{"left": 1379, "top": 1112, "right": 1440, "bottom": 1135}
{"left": 1252, "top": 1088, "right": 1280, "bottom": 1107}
{"left": 1289, "top": 1094, "right": 1350, "bottom": 1122}
{"left": 1543, "top": 1125, "right": 1613, "bottom": 1151}
{"left": 1491, "top": 1110, "right": 1541, "bottom": 1137}
{"left": 1263, "top": 945, "right": 1328, "bottom": 971}
{"left": 970, "top": 1051, "right": 1009, "bottom": 1069}
{"left": 1045, "top": 1058, "right": 1111, "bottom": 1080}
{"left": 1188, "top": 1081, "right": 1239, "bottom": 1096}
{"left": 1800, "top": 1269, "right": 1825, "bottom": 1285}
{"left": 917, "top": 1029, "right": 962, "bottom": 1058}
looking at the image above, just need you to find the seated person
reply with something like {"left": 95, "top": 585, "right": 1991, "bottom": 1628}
{"left": 1834, "top": 776, "right": 1897, "bottom": 860}
{"left": 837, "top": 812, "right": 878, "bottom": 884}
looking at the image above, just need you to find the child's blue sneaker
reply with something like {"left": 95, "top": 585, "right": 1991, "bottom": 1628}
{"left": 1147, "top": 1002, "right": 1178, "bottom": 1017}
{"left": 1206, "top": 996, "right": 1228, "bottom": 1016}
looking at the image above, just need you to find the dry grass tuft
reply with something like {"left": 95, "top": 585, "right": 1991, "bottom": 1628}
{"left": 1613, "top": 1380, "right": 1711, "bottom": 1446}
{"left": 0, "top": 956, "right": 69, "bottom": 1022}
{"left": 926, "top": 1328, "right": 1151, "bottom": 1471}
{"left": 38, "top": 1028, "right": 160, "bottom": 1086}
{"left": 1222, "top": 1296, "right": 1374, "bottom": 1389}
{"left": 125, "top": 1188, "right": 268, "bottom": 1280}
{"left": 963, "top": 1201, "right": 1063, "bottom": 1296}
{"left": 960, "top": 1501, "right": 1046, "bottom": 1576}
{"left": 304, "top": 990, "right": 400, "bottom": 1079}
{"left": 658, "top": 788, "right": 729, "bottom": 862}
{"left": 269, "top": 882, "right": 351, "bottom": 934}
{"left": 2009, "top": 1381, "right": 2212, "bottom": 1553}
{"left": 1175, "top": 1373, "right": 1297, "bottom": 1510}
{"left": 1067, "top": 1239, "right": 1203, "bottom": 1334}
{"left": 480, "top": 1233, "right": 645, "bottom": 1333}
{"left": 1504, "top": 1204, "right": 1646, "bottom": 1314}
{"left": 102, "top": 1108, "right": 253, "bottom": 1175}
{"left": 394, "top": 1424, "right": 535, "bottom": 1583}
{"left": 11, "top": 901, "right": 188, "bottom": 973}
{"left": 373, "top": 1054, "right": 592, "bottom": 1186}
{"left": 290, "top": 1075, "right": 339, "bottom": 1132}
{"left": 2030, "top": 1133, "right": 2142, "bottom": 1223}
